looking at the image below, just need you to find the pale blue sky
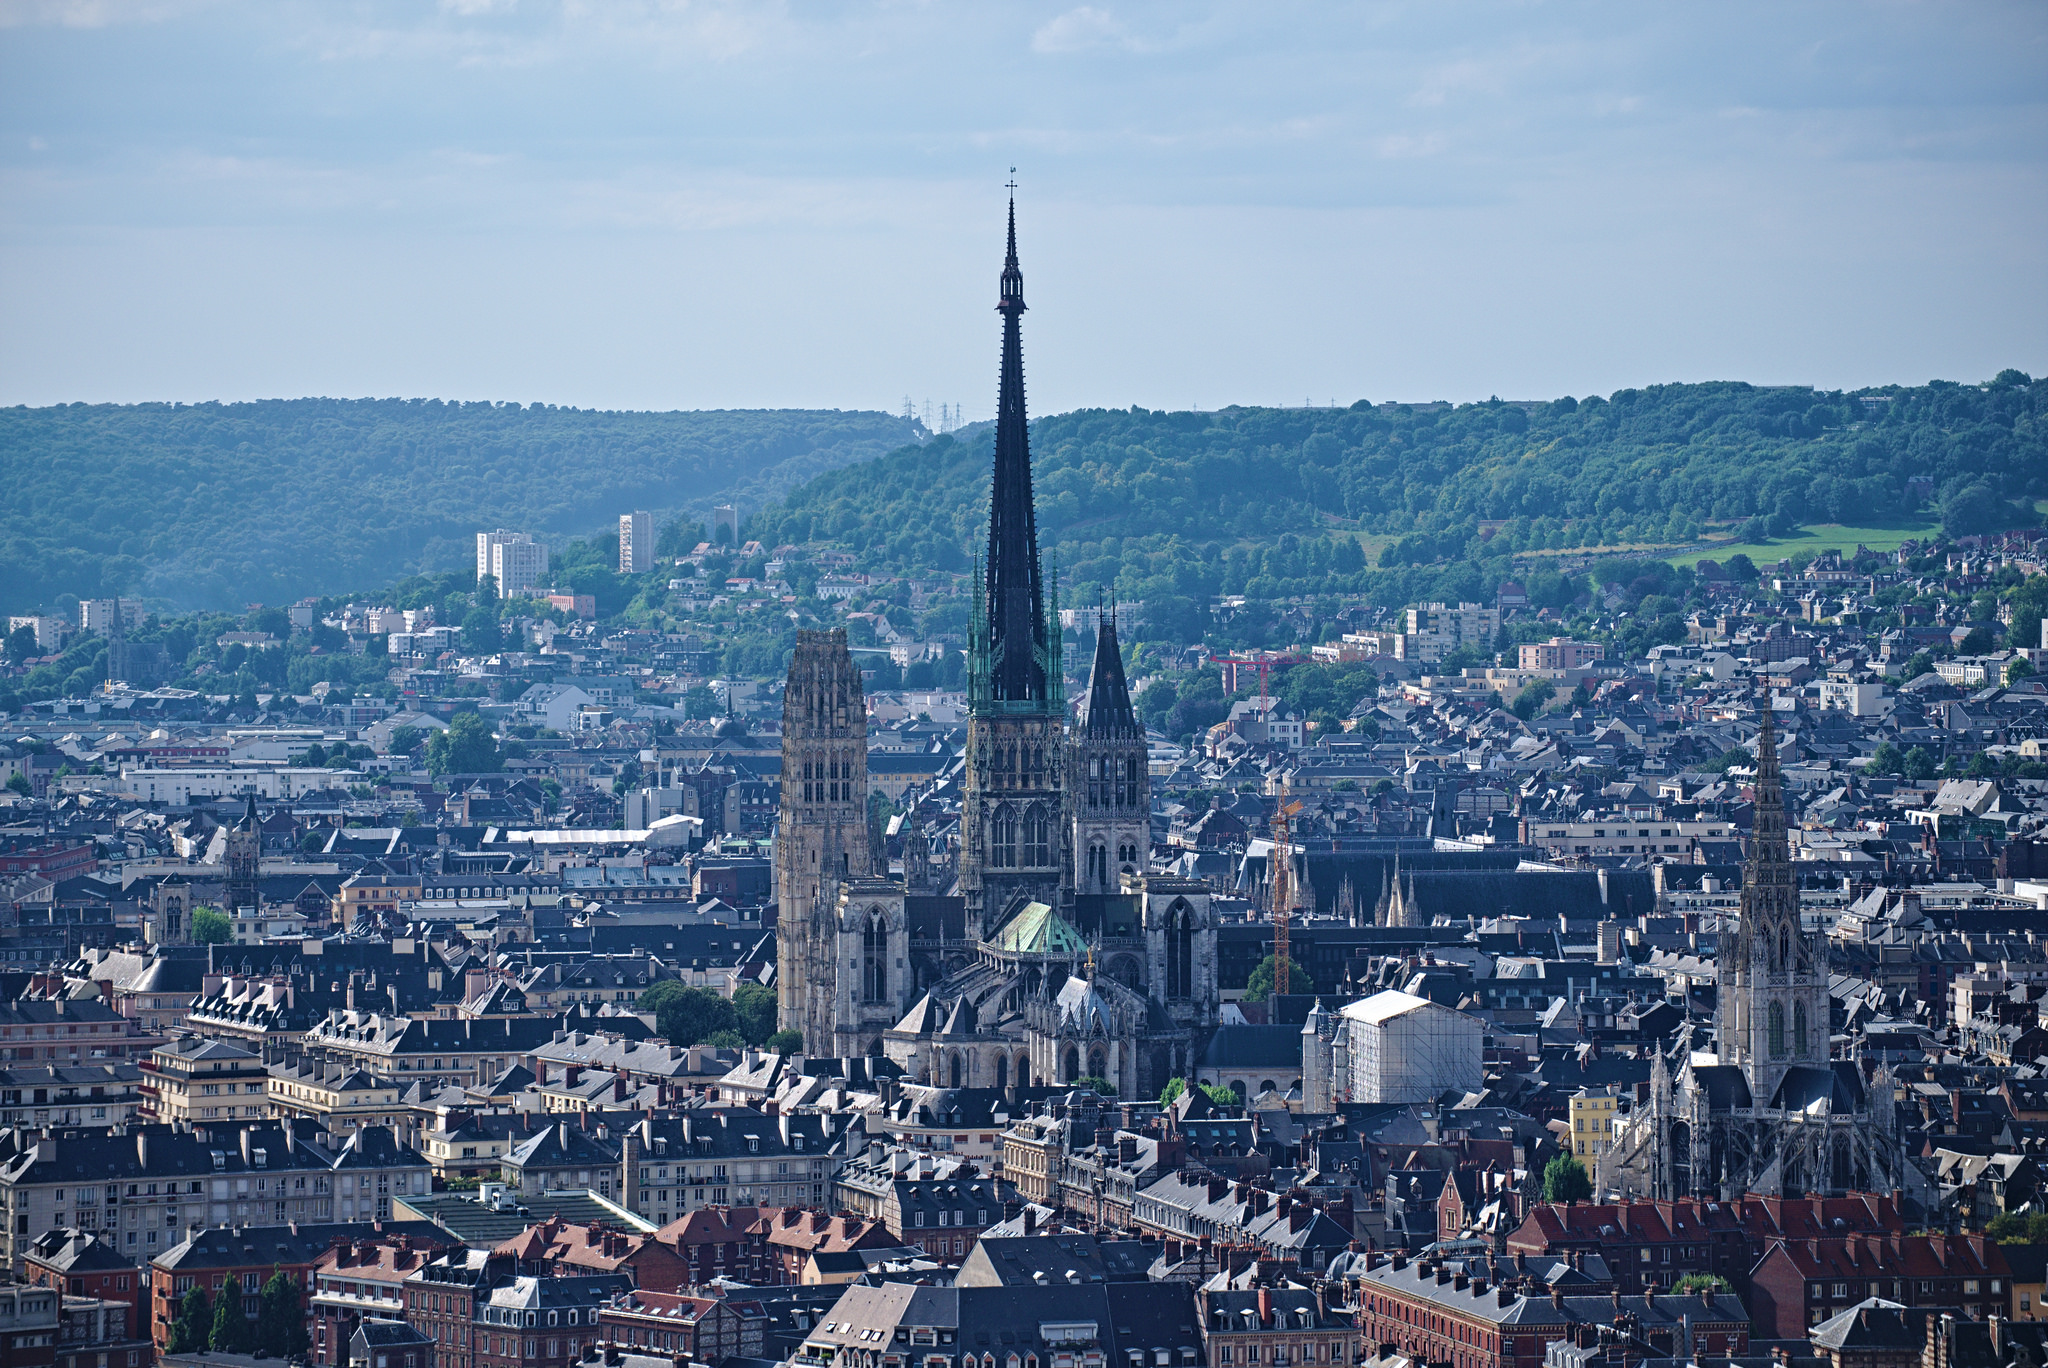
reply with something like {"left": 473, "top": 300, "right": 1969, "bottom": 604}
{"left": 2, "top": 1, "right": 2043, "bottom": 414}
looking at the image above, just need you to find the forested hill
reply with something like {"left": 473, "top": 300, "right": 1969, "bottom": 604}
{"left": 0, "top": 400, "right": 919, "bottom": 612}
{"left": 749, "top": 374, "right": 2044, "bottom": 625}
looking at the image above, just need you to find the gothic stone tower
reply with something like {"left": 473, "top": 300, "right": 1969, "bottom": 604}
{"left": 776, "top": 629, "right": 873, "bottom": 1054}
{"left": 1070, "top": 611, "right": 1149, "bottom": 895}
{"left": 1716, "top": 704, "right": 1829, "bottom": 1103}
{"left": 224, "top": 791, "right": 261, "bottom": 914}
{"left": 962, "top": 196, "right": 1071, "bottom": 940}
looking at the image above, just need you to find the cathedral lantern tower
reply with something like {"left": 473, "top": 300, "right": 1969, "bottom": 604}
{"left": 1716, "top": 704, "right": 1829, "bottom": 1103}
{"left": 776, "top": 629, "right": 874, "bottom": 1054}
{"left": 962, "top": 194, "right": 1071, "bottom": 940}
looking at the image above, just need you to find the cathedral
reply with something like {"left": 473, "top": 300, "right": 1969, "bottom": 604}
{"left": 1599, "top": 706, "right": 1900, "bottom": 1200}
{"left": 774, "top": 198, "right": 1218, "bottom": 1096}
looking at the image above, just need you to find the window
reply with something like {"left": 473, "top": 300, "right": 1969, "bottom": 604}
{"left": 1794, "top": 1000, "right": 1809, "bottom": 1056}
{"left": 990, "top": 805, "right": 1017, "bottom": 868}
{"left": 1768, "top": 1002, "right": 1787, "bottom": 1059}
{"left": 862, "top": 912, "right": 889, "bottom": 1004}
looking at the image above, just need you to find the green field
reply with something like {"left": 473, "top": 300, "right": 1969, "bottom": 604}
{"left": 1668, "top": 521, "right": 1941, "bottom": 568}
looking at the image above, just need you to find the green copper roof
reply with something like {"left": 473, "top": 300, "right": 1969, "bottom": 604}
{"left": 994, "top": 901, "right": 1088, "bottom": 955}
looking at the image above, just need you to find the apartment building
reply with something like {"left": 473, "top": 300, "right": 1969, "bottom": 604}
{"left": 1519, "top": 638, "right": 1606, "bottom": 672}
{"left": 1520, "top": 813, "right": 1736, "bottom": 860}
{"left": 139, "top": 1037, "right": 268, "bottom": 1123}
{"left": 477, "top": 531, "right": 548, "bottom": 599}
{"left": 618, "top": 513, "right": 654, "bottom": 575}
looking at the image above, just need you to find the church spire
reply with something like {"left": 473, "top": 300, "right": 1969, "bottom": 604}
{"left": 1078, "top": 608, "right": 1139, "bottom": 736}
{"left": 976, "top": 188, "right": 1052, "bottom": 709}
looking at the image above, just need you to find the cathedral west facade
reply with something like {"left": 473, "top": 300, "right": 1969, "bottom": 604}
{"left": 1599, "top": 706, "right": 1900, "bottom": 1201}
{"left": 774, "top": 199, "right": 1218, "bottom": 1096}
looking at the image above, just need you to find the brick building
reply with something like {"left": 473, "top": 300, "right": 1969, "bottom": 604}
{"left": 148, "top": 1222, "right": 444, "bottom": 1356}
{"left": 595, "top": 1291, "right": 764, "bottom": 1361}
{"left": 1356, "top": 1253, "right": 1750, "bottom": 1368}
{"left": 1505, "top": 1192, "right": 1904, "bottom": 1296}
{"left": 753, "top": 1210, "right": 896, "bottom": 1285}
{"left": 1747, "top": 1234, "right": 2011, "bottom": 1339}
{"left": 310, "top": 1233, "right": 461, "bottom": 1368}
{"left": 23, "top": 1232, "right": 140, "bottom": 1307}
{"left": 490, "top": 1222, "right": 685, "bottom": 1293}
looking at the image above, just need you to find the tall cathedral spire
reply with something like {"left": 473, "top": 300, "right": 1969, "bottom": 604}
{"left": 978, "top": 191, "right": 1052, "bottom": 707}
{"left": 1077, "top": 609, "right": 1139, "bottom": 737}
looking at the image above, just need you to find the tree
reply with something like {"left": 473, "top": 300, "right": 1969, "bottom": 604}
{"left": 169, "top": 1288, "right": 211, "bottom": 1354}
{"left": 425, "top": 711, "right": 501, "bottom": 776}
{"left": 1673, "top": 1274, "right": 1731, "bottom": 1293}
{"left": 732, "top": 981, "right": 778, "bottom": 1046}
{"left": 210, "top": 1274, "right": 253, "bottom": 1353}
{"left": 1957, "top": 625, "right": 1996, "bottom": 656}
{"left": 1200, "top": 1083, "right": 1240, "bottom": 1107}
{"left": 1543, "top": 1152, "right": 1592, "bottom": 1203}
{"left": 4, "top": 626, "right": 37, "bottom": 664}
{"left": 2010, "top": 657, "right": 2036, "bottom": 684}
{"left": 1899, "top": 650, "right": 1936, "bottom": 682}
{"left": 1868, "top": 741, "right": 1903, "bottom": 776}
{"left": 683, "top": 684, "right": 719, "bottom": 720}
{"left": 1070, "top": 1075, "right": 1117, "bottom": 1096}
{"left": 190, "top": 906, "right": 233, "bottom": 944}
{"left": 1511, "top": 679, "right": 1555, "bottom": 720}
{"left": 1902, "top": 746, "right": 1938, "bottom": 781}
{"left": 703, "top": 1029, "right": 746, "bottom": 1049}
{"left": 1244, "top": 953, "right": 1310, "bottom": 1001}
{"left": 255, "top": 1267, "right": 308, "bottom": 1358}
{"left": 1158, "top": 1077, "right": 1187, "bottom": 1107}
{"left": 387, "top": 725, "right": 422, "bottom": 755}
{"left": 766, "top": 1029, "right": 803, "bottom": 1054}
{"left": 639, "top": 981, "right": 738, "bottom": 1046}
{"left": 461, "top": 606, "right": 504, "bottom": 655}
{"left": 4, "top": 772, "right": 27, "bottom": 796}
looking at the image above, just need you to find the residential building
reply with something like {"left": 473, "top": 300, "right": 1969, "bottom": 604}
{"left": 1517, "top": 814, "right": 1737, "bottom": 861}
{"left": 267, "top": 1062, "right": 407, "bottom": 1135}
{"left": 619, "top": 514, "right": 654, "bottom": 576}
{"left": 1567, "top": 1087, "right": 1618, "bottom": 1163}
{"left": 139, "top": 1037, "right": 268, "bottom": 1124}
{"left": 1356, "top": 1251, "right": 1750, "bottom": 1368}
{"left": 477, "top": 532, "right": 548, "bottom": 599}
{"left": 0, "top": 1283, "right": 59, "bottom": 1368}
{"left": 473, "top": 1272, "right": 628, "bottom": 1368}
{"left": 786, "top": 1280, "right": 1205, "bottom": 1368}
{"left": 1197, "top": 1281, "right": 1354, "bottom": 1368}
{"left": 1747, "top": 1233, "right": 2011, "bottom": 1337}
{"left": 348, "top": 1319, "right": 435, "bottom": 1368}
{"left": 1519, "top": 639, "right": 1606, "bottom": 672}
{"left": 0, "top": 1066, "right": 145, "bottom": 1130}
{"left": 310, "top": 1232, "right": 459, "bottom": 1368}
{"left": 149, "top": 1221, "right": 445, "bottom": 1356}
{"left": 596, "top": 1290, "right": 765, "bottom": 1361}
{"left": 489, "top": 1220, "right": 685, "bottom": 1292}
{"left": 0, "top": 1122, "right": 429, "bottom": 1273}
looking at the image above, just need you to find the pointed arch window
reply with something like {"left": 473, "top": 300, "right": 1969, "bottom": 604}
{"left": 990, "top": 804, "right": 1017, "bottom": 868}
{"left": 1794, "top": 1000, "right": 1809, "bottom": 1056}
{"left": 1768, "top": 1001, "right": 1787, "bottom": 1059}
{"left": 1022, "top": 803, "right": 1050, "bottom": 866}
{"left": 1167, "top": 898, "right": 1194, "bottom": 1000}
{"left": 1777, "top": 925, "right": 1790, "bottom": 971}
{"left": 862, "top": 911, "right": 888, "bottom": 1003}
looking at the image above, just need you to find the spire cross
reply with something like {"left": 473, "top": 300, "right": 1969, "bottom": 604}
{"left": 1007, "top": 167, "right": 1017, "bottom": 194}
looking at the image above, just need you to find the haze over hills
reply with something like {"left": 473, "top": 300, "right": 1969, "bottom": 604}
{"left": 4, "top": 373, "right": 2041, "bottom": 618}
{"left": 0, "top": 399, "right": 921, "bottom": 613}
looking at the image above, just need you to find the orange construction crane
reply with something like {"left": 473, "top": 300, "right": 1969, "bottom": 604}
{"left": 1270, "top": 790, "right": 1304, "bottom": 997}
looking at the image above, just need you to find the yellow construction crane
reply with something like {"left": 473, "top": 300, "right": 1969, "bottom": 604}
{"left": 1270, "top": 791, "right": 1304, "bottom": 997}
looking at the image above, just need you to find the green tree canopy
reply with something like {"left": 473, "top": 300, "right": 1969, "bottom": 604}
{"left": 169, "top": 1288, "right": 211, "bottom": 1354}
{"left": 732, "top": 981, "right": 778, "bottom": 1046}
{"left": 190, "top": 906, "right": 233, "bottom": 944}
{"left": 1543, "top": 1153, "right": 1592, "bottom": 1204}
{"left": 210, "top": 1275, "right": 253, "bottom": 1353}
{"left": 639, "top": 982, "right": 739, "bottom": 1046}
{"left": 255, "top": 1267, "right": 308, "bottom": 1358}
{"left": 426, "top": 711, "right": 501, "bottom": 776}
{"left": 1244, "top": 953, "right": 1311, "bottom": 1001}
{"left": 766, "top": 1029, "right": 803, "bottom": 1054}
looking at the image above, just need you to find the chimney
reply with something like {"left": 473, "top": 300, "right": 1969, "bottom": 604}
{"left": 1552, "top": 1288, "right": 1565, "bottom": 1310}
{"left": 1700, "top": 1286, "right": 1715, "bottom": 1311}
{"left": 1643, "top": 1287, "right": 1656, "bottom": 1313}
{"left": 1257, "top": 1287, "right": 1273, "bottom": 1327}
